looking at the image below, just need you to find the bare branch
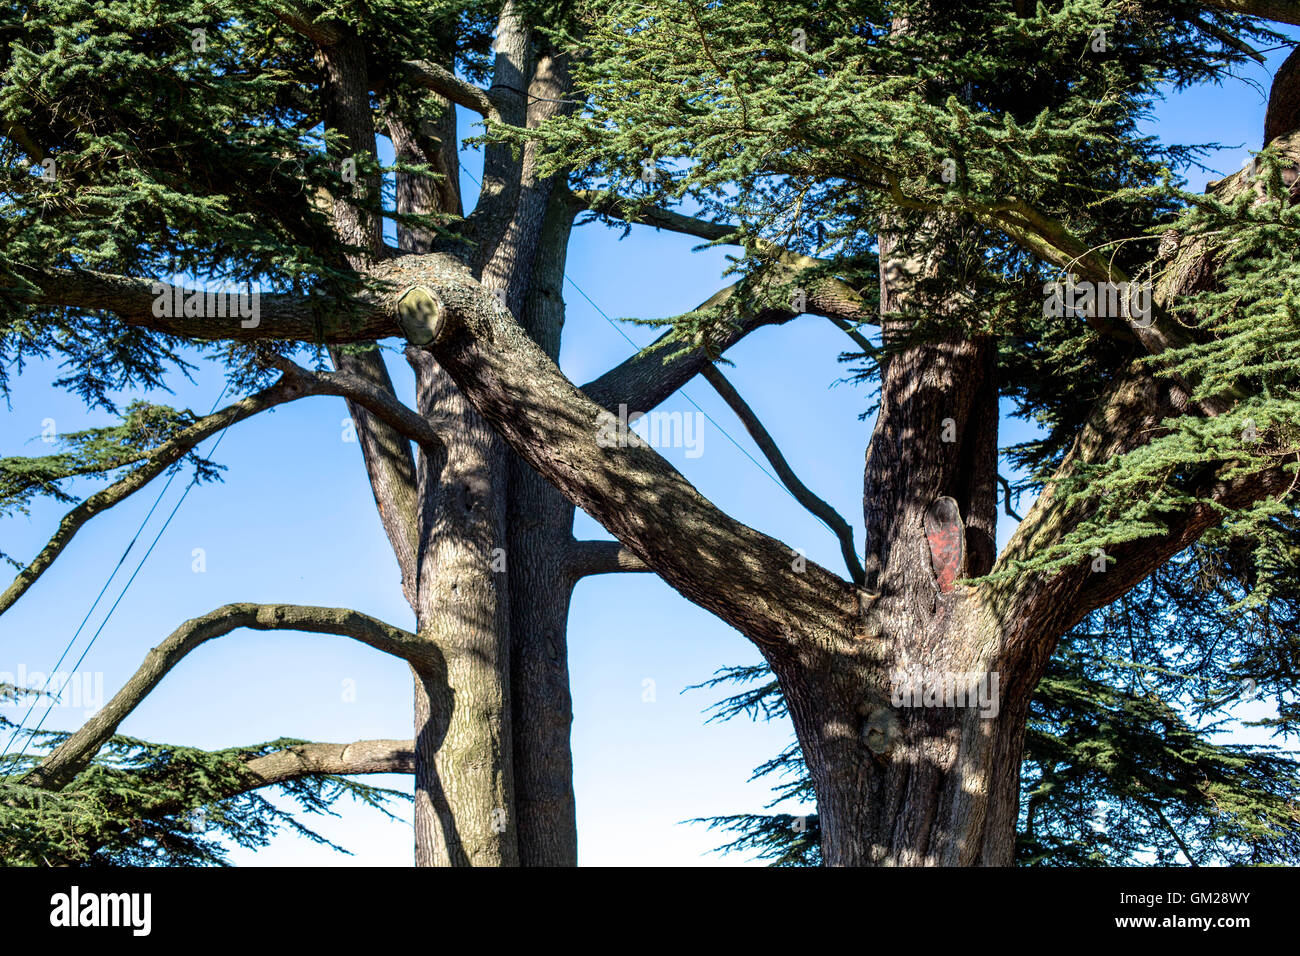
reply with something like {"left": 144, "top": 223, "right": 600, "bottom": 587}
{"left": 569, "top": 189, "right": 736, "bottom": 243}
{"left": 397, "top": 60, "right": 500, "bottom": 120}
{"left": 565, "top": 540, "right": 650, "bottom": 579}
{"left": 701, "top": 364, "right": 866, "bottom": 587}
{"left": 0, "top": 376, "right": 310, "bottom": 617}
{"left": 19, "top": 266, "right": 399, "bottom": 342}
{"left": 239, "top": 738, "right": 416, "bottom": 787}
{"left": 996, "top": 473, "right": 1024, "bottom": 522}
{"left": 24, "top": 603, "right": 438, "bottom": 791}
{"left": 826, "top": 315, "right": 880, "bottom": 362}
{"left": 275, "top": 356, "right": 442, "bottom": 449}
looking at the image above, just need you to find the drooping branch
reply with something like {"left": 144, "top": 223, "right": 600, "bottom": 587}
{"left": 564, "top": 540, "right": 650, "bottom": 579}
{"left": 0, "top": 376, "right": 311, "bottom": 617}
{"left": 701, "top": 364, "right": 866, "bottom": 587}
{"left": 24, "top": 603, "right": 439, "bottom": 791}
{"left": 997, "top": 473, "right": 1024, "bottom": 522}
{"left": 396, "top": 60, "right": 500, "bottom": 121}
{"left": 274, "top": 356, "right": 443, "bottom": 449}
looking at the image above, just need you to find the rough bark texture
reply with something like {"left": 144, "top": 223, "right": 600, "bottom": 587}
{"left": 410, "top": 348, "right": 516, "bottom": 866}
{"left": 20, "top": 4, "right": 1300, "bottom": 872}
{"left": 509, "top": 183, "right": 581, "bottom": 866}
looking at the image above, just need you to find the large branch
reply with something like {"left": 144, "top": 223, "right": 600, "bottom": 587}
{"left": 396, "top": 60, "right": 500, "bottom": 120}
{"left": 385, "top": 258, "right": 859, "bottom": 649}
{"left": 992, "top": 361, "right": 1295, "bottom": 677}
{"left": 1197, "top": 0, "right": 1300, "bottom": 26}
{"left": 275, "top": 357, "right": 442, "bottom": 449}
{"left": 238, "top": 738, "right": 416, "bottom": 787}
{"left": 580, "top": 273, "right": 872, "bottom": 414}
{"left": 579, "top": 283, "right": 795, "bottom": 411}
{"left": 20, "top": 266, "right": 399, "bottom": 342}
{"left": 701, "top": 364, "right": 866, "bottom": 587}
{"left": 24, "top": 604, "right": 439, "bottom": 791}
{"left": 564, "top": 539, "right": 650, "bottom": 579}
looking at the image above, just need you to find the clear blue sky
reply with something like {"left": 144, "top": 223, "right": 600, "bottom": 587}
{"left": 0, "top": 38, "right": 1290, "bottom": 865}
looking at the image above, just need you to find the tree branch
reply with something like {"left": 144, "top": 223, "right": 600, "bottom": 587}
{"left": 271, "top": 7, "right": 345, "bottom": 47}
{"left": 1196, "top": 0, "right": 1300, "bottom": 27}
{"left": 701, "top": 364, "right": 865, "bottom": 587}
{"left": 24, "top": 603, "right": 439, "bottom": 791}
{"left": 570, "top": 189, "right": 736, "bottom": 243}
{"left": 579, "top": 283, "right": 793, "bottom": 411}
{"left": 19, "top": 266, "right": 399, "bottom": 342}
{"left": 238, "top": 738, "right": 416, "bottom": 787}
{"left": 388, "top": 263, "right": 858, "bottom": 649}
{"left": 273, "top": 356, "right": 443, "bottom": 449}
{"left": 396, "top": 60, "right": 500, "bottom": 120}
{"left": 997, "top": 473, "right": 1024, "bottom": 522}
{"left": 0, "top": 376, "right": 311, "bottom": 617}
{"left": 580, "top": 272, "right": 873, "bottom": 415}
{"left": 565, "top": 539, "right": 650, "bottom": 579}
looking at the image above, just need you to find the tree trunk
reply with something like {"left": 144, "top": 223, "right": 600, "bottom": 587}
{"left": 779, "top": 592, "right": 1026, "bottom": 867}
{"left": 410, "top": 350, "right": 518, "bottom": 867}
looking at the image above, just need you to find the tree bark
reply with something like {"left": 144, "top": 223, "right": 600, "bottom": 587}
{"left": 409, "top": 348, "right": 517, "bottom": 866}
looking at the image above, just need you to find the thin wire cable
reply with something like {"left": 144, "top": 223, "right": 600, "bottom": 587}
{"left": 1, "top": 384, "right": 230, "bottom": 764}
{"left": 456, "top": 160, "right": 840, "bottom": 541}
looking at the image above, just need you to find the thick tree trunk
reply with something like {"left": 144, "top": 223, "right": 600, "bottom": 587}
{"left": 507, "top": 489, "right": 579, "bottom": 865}
{"left": 409, "top": 351, "right": 517, "bottom": 866}
{"left": 788, "top": 205, "right": 1023, "bottom": 866}
{"left": 508, "top": 184, "right": 581, "bottom": 866}
{"left": 779, "top": 593, "right": 1025, "bottom": 867}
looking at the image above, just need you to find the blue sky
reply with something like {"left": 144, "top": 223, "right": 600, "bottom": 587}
{"left": 0, "top": 36, "right": 1292, "bottom": 866}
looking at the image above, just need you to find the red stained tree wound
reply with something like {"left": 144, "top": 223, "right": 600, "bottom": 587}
{"left": 924, "top": 496, "right": 965, "bottom": 593}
